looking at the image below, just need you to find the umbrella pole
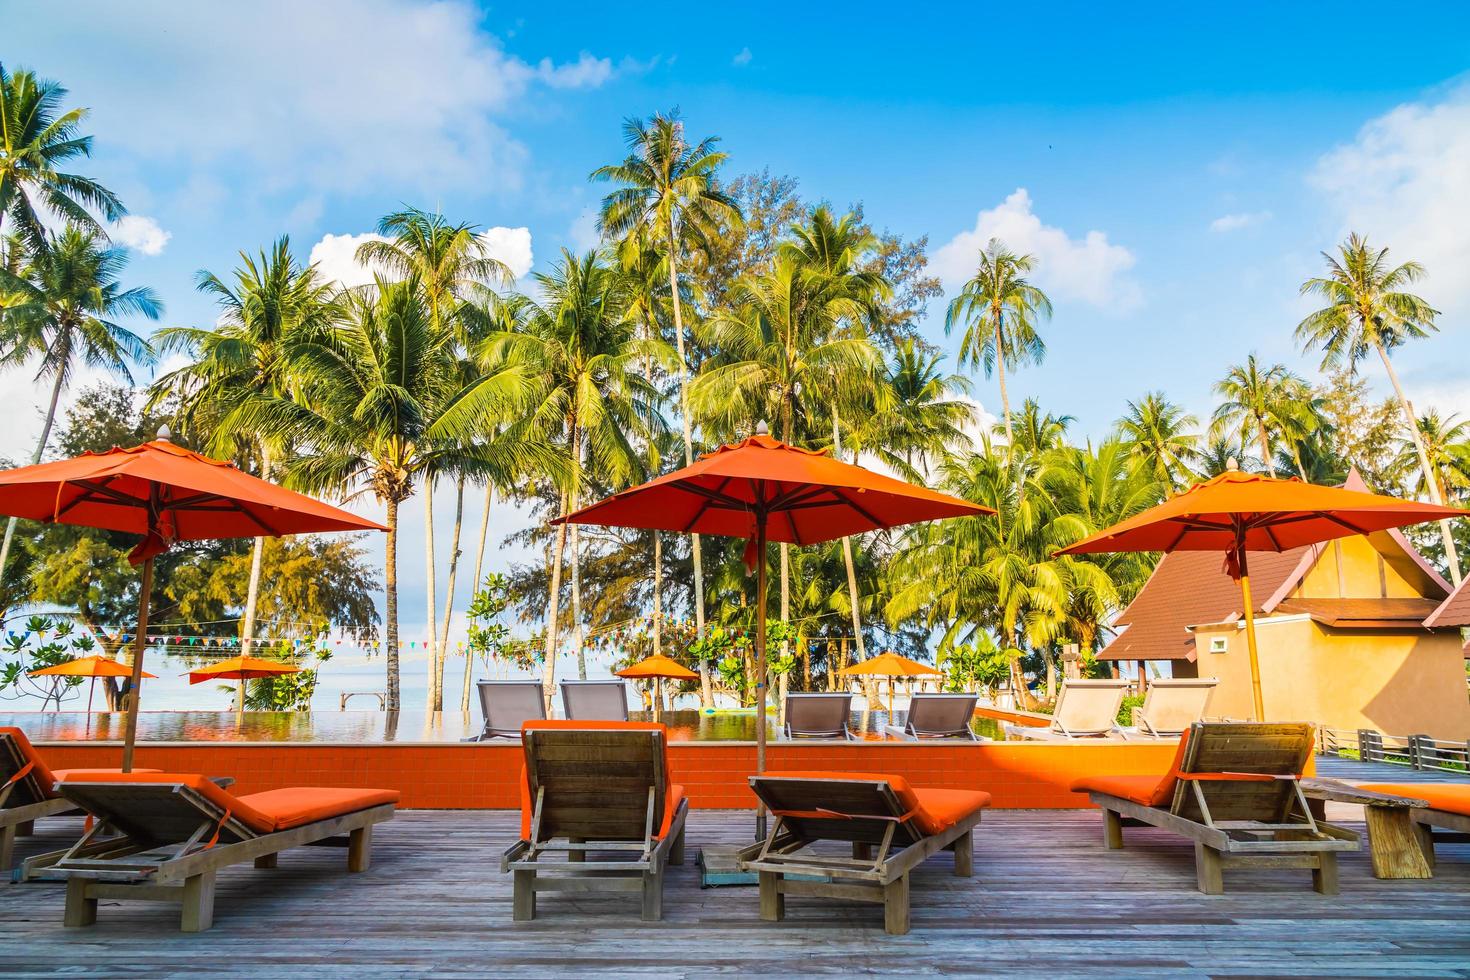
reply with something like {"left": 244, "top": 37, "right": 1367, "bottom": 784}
{"left": 238, "top": 678, "right": 246, "bottom": 723}
{"left": 120, "top": 556, "right": 154, "bottom": 773}
{"left": 87, "top": 677, "right": 95, "bottom": 736}
{"left": 1237, "top": 543, "right": 1265, "bottom": 722}
{"left": 755, "top": 519, "right": 769, "bottom": 839}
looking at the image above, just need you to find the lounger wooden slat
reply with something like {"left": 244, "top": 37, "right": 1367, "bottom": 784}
{"left": 501, "top": 721, "right": 688, "bottom": 921}
{"left": 1075, "top": 722, "right": 1359, "bottom": 895}
{"left": 738, "top": 772, "right": 989, "bottom": 935}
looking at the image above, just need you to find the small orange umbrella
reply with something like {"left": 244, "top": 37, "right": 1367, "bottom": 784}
{"left": 839, "top": 651, "right": 943, "bottom": 714}
{"left": 29, "top": 655, "right": 157, "bottom": 724}
{"left": 1060, "top": 464, "right": 1470, "bottom": 720}
{"left": 616, "top": 653, "right": 700, "bottom": 718}
{"left": 188, "top": 655, "right": 302, "bottom": 720}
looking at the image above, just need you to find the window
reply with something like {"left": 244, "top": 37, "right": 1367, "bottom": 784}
{"left": 1208, "top": 637, "right": 1228, "bottom": 654}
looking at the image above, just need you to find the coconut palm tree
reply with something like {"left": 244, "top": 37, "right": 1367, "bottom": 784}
{"left": 1395, "top": 411, "right": 1470, "bottom": 504}
{"left": 998, "top": 399, "right": 1074, "bottom": 455}
{"left": 592, "top": 111, "right": 741, "bottom": 654}
{"left": 0, "top": 226, "right": 158, "bottom": 590}
{"left": 858, "top": 339, "right": 973, "bottom": 483}
{"left": 943, "top": 239, "right": 1051, "bottom": 456}
{"left": 1116, "top": 393, "right": 1200, "bottom": 491}
{"left": 1210, "top": 357, "right": 1315, "bottom": 478}
{"left": 233, "top": 276, "right": 536, "bottom": 710}
{"left": 490, "top": 250, "right": 668, "bottom": 705}
{"left": 150, "top": 237, "right": 339, "bottom": 657}
{"left": 1297, "top": 233, "right": 1461, "bottom": 583}
{"left": 0, "top": 64, "right": 124, "bottom": 254}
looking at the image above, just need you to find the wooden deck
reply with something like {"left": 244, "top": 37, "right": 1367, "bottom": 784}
{"left": 3, "top": 807, "right": 1469, "bottom": 977}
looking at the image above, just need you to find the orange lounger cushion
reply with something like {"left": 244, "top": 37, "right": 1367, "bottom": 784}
{"left": 1070, "top": 734, "right": 1193, "bottom": 807}
{"left": 2, "top": 726, "right": 59, "bottom": 797}
{"left": 51, "top": 768, "right": 160, "bottom": 780}
{"left": 56, "top": 772, "right": 279, "bottom": 834}
{"left": 519, "top": 720, "right": 683, "bottom": 841}
{"left": 238, "top": 787, "right": 401, "bottom": 831}
{"left": 1358, "top": 783, "right": 1470, "bottom": 817}
{"left": 765, "top": 771, "right": 990, "bottom": 836}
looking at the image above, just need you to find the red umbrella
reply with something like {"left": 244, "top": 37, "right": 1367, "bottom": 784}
{"left": 1060, "top": 463, "right": 1470, "bottom": 719}
{"left": 555, "top": 425, "right": 992, "bottom": 802}
{"left": 0, "top": 432, "right": 384, "bottom": 768}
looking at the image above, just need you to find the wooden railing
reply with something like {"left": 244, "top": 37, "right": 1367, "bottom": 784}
{"left": 1317, "top": 726, "right": 1470, "bottom": 774}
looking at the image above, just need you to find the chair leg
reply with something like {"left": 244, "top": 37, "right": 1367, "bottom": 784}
{"left": 0, "top": 824, "right": 14, "bottom": 873}
{"left": 641, "top": 869, "right": 664, "bottom": 921}
{"left": 348, "top": 825, "right": 373, "bottom": 872}
{"left": 1193, "top": 842, "right": 1224, "bottom": 895}
{"left": 758, "top": 871, "right": 784, "bottom": 922}
{"left": 883, "top": 874, "right": 911, "bottom": 935}
{"left": 254, "top": 853, "right": 279, "bottom": 869}
{"left": 180, "top": 871, "right": 217, "bottom": 932}
{"left": 512, "top": 869, "right": 536, "bottom": 921}
{"left": 952, "top": 830, "right": 973, "bottom": 877}
{"left": 1103, "top": 808, "right": 1124, "bottom": 849}
{"left": 1312, "top": 852, "right": 1339, "bottom": 896}
{"left": 64, "top": 877, "right": 97, "bottom": 928}
{"left": 1414, "top": 822, "right": 1436, "bottom": 871}
{"left": 670, "top": 827, "right": 686, "bottom": 866}
{"left": 567, "top": 836, "right": 585, "bottom": 862}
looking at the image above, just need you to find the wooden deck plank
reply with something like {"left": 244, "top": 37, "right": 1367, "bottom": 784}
{"left": 0, "top": 809, "right": 1467, "bottom": 977}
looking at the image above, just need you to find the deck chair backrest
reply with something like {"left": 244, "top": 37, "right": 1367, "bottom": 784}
{"left": 560, "top": 680, "right": 629, "bottom": 720}
{"left": 748, "top": 775, "right": 926, "bottom": 847}
{"left": 1136, "top": 678, "right": 1216, "bottom": 735}
{"left": 0, "top": 728, "right": 55, "bottom": 807}
{"left": 477, "top": 681, "right": 546, "bottom": 736}
{"left": 56, "top": 775, "right": 268, "bottom": 846}
{"left": 905, "top": 693, "right": 978, "bottom": 737}
{"left": 784, "top": 693, "right": 852, "bottom": 736}
{"left": 522, "top": 723, "right": 667, "bottom": 841}
{"left": 1052, "top": 679, "right": 1128, "bottom": 735}
{"left": 1168, "top": 722, "right": 1314, "bottom": 824}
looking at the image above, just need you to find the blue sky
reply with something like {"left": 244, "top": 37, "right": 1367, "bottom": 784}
{"left": 9, "top": 0, "right": 1470, "bottom": 645}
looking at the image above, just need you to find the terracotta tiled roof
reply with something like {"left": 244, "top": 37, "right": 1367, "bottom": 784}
{"left": 1425, "top": 580, "right": 1470, "bottom": 628}
{"left": 1275, "top": 597, "right": 1444, "bottom": 627}
{"left": 1099, "top": 548, "right": 1311, "bottom": 661}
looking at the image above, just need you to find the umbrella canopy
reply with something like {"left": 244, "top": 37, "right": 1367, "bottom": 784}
{"left": 1060, "top": 465, "right": 1470, "bottom": 720}
{"left": 838, "top": 651, "right": 943, "bottom": 677}
{"left": 0, "top": 433, "right": 384, "bottom": 769}
{"left": 615, "top": 653, "right": 701, "bottom": 681}
{"left": 557, "top": 427, "right": 992, "bottom": 825}
{"left": 186, "top": 655, "right": 303, "bottom": 684}
{"left": 29, "top": 655, "right": 156, "bottom": 679}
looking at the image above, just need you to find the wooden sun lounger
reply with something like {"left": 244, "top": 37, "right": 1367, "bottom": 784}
{"left": 1, "top": 727, "right": 162, "bottom": 875}
{"left": 738, "top": 772, "right": 989, "bottom": 934}
{"left": 40, "top": 773, "right": 397, "bottom": 931}
{"left": 1007, "top": 678, "right": 1128, "bottom": 740}
{"left": 1124, "top": 677, "right": 1218, "bottom": 738}
{"left": 885, "top": 693, "right": 980, "bottom": 740}
{"left": 1073, "top": 722, "right": 1359, "bottom": 894}
{"left": 783, "top": 693, "right": 854, "bottom": 739}
{"left": 501, "top": 721, "right": 688, "bottom": 921}
{"left": 466, "top": 680, "right": 547, "bottom": 740}
{"left": 560, "top": 679, "right": 630, "bottom": 721}
{"left": 1354, "top": 782, "right": 1470, "bottom": 873}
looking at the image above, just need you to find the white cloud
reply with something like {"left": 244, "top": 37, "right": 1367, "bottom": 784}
{"left": 732, "top": 47, "right": 753, "bottom": 67}
{"left": 11, "top": 1, "right": 622, "bottom": 197}
{"left": 108, "top": 215, "right": 171, "bottom": 255}
{"left": 933, "top": 189, "right": 1141, "bottom": 310}
{"left": 1311, "top": 82, "right": 1470, "bottom": 313}
{"left": 1209, "top": 210, "right": 1272, "bottom": 233}
{"left": 308, "top": 227, "right": 535, "bottom": 288}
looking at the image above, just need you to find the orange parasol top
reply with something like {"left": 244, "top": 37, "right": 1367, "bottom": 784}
{"left": 615, "top": 653, "right": 701, "bottom": 681}
{"left": 554, "top": 433, "right": 992, "bottom": 547}
{"left": 1060, "top": 469, "right": 1470, "bottom": 562}
{"left": 187, "top": 655, "right": 301, "bottom": 685}
{"left": 838, "top": 651, "right": 943, "bottom": 677}
{"left": 29, "top": 655, "right": 156, "bottom": 679}
{"left": 0, "top": 438, "right": 385, "bottom": 564}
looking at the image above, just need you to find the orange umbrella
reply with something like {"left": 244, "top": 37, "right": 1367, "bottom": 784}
{"left": 29, "top": 655, "right": 157, "bottom": 724}
{"left": 556, "top": 424, "right": 992, "bottom": 799}
{"left": 188, "top": 655, "right": 302, "bottom": 721}
{"left": 839, "top": 651, "right": 943, "bottom": 714}
{"left": 1060, "top": 463, "right": 1470, "bottom": 720}
{"left": 0, "top": 432, "right": 384, "bottom": 768}
{"left": 616, "top": 653, "right": 700, "bottom": 718}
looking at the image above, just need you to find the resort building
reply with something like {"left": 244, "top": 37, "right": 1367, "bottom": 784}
{"left": 1101, "top": 477, "right": 1470, "bottom": 740}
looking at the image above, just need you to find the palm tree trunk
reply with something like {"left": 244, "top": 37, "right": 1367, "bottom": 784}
{"left": 665, "top": 220, "right": 712, "bottom": 707}
{"left": 1258, "top": 426, "right": 1276, "bottom": 477}
{"left": 1375, "top": 340, "right": 1463, "bottom": 585}
{"left": 437, "top": 473, "right": 466, "bottom": 709}
{"left": 384, "top": 496, "right": 402, "bottom": 711}
{"left": 652, "top": 532, "right": 663, "bottom": 656}
{"left": 239, "top": 448, "right": 272, "bottom": 657}
{"left": 0, "top": 364, "right": 67, "bottom": 590}
{"left": 571, "top": 515, "right": 586, "bottom": 680}
{"left": 833, "top": 413, "right": 867, "bottom": 660}
{"left": 424, "top": 479, "right": 440, "bottom": 711}
{"left": 463, "top": 483, "right": 493, "bottom": 714}
{"left": 541, "top": 490, "right": 570, "bottom": 711}
{"left": 994, "top": 319, "right": 1014, "bottom": 456}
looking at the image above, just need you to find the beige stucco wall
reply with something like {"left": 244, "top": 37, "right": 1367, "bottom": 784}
{"left": 1294, "top": 534, "right": 1435, "bottom": 600}
{"left": 1189, "top": 616, "right": 1470, "bottom": 739}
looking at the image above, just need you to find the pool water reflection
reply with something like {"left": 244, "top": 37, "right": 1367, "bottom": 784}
{"left": 0, "top": 709, "right": 1008, "bottom": 743}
